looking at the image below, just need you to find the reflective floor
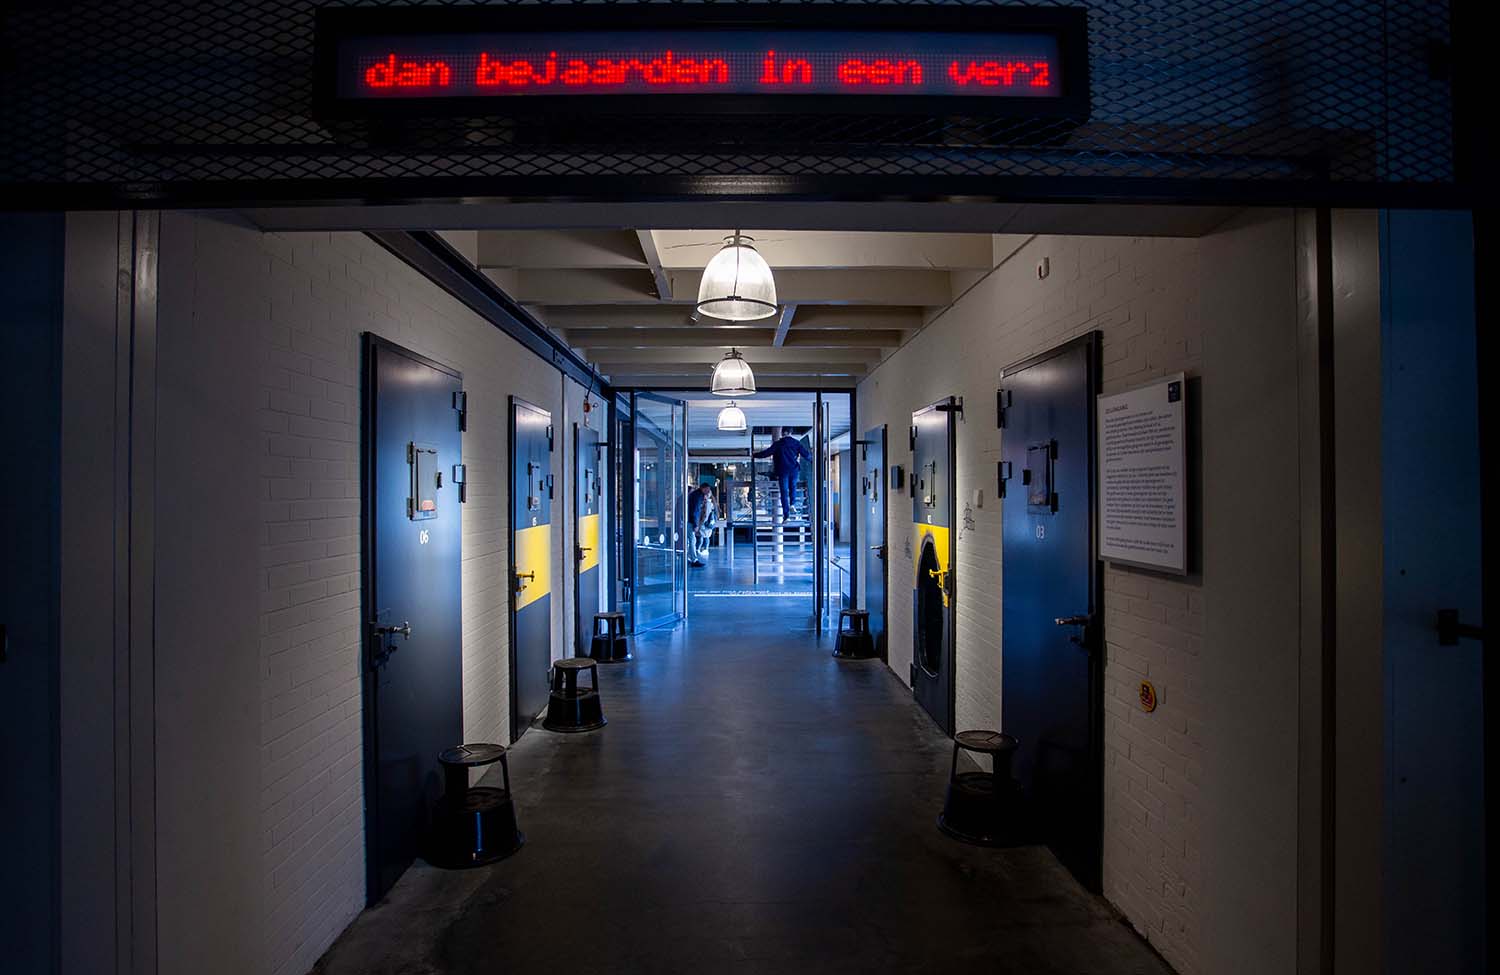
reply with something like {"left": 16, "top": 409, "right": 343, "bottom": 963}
{"left": 312, "top": 596, "right": 1171, "bottom": 975}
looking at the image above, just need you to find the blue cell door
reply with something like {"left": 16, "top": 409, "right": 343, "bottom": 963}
{"left": 999, "top": 331, "right": 1102, "bottom": 892}
{"left": 911, "top": 400, "right": 957, "bottom": 736}
{"left": 860, "top": 425, "right": 888, "bottom": 660}
{"left": 510, "top": 397, "right": 554, "bottom": 741}
{"left": 361, "top": 335, "right": 465, "bottom": 904}
{"left": 574, "top": 421, "right": 603, "bottom": 656}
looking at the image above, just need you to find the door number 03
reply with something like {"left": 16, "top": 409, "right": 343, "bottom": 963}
{"left": 418, "top": 529, "right": 431, "bottom": 545}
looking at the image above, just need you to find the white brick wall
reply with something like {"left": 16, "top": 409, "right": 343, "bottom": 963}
{"left": 161, "top": 214, "right": 569, "bottom": 975}
{"left": 856, "top": 234, "right": 1205, "bottom": 973}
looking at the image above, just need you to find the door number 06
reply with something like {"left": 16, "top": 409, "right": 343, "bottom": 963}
{"left": 418, "top": 529, "right": 431, "bottom": 545}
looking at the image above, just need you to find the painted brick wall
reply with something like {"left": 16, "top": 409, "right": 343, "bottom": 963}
{"left": 159, "top": 214, "right": 569, "bottom": 975}
{"left": 856, "top": 233, "right": 1207, "bottom": 973}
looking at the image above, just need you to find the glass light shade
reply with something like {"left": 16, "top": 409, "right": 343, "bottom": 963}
{"left": 710, "top": 348, "right": 757, "bottom": 396}
{"left": 695, "top": 234, "right": 777, "bottom": 321}
{"left": 717, "top": 402, "right": 748, "bottom": 432}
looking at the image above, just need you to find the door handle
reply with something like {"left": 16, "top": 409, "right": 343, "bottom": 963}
{"left": 577, "top": 545, "right": 593, "bottom": 561}
{"left": 514, "top": 570, "right": 536, "bottom": 594}
{"left": 1054, "top": 614, "right": 1096, "bottom": 653}
{"left": 870, "top": 544, "right": 886, "bottom": 560}
{"left": 368, "top": 620, "right": 411, "bottom": 670}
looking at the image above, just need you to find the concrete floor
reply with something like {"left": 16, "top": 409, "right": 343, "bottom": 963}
{"left": 312, "top": 596, "right": 1172, "bottom": 975}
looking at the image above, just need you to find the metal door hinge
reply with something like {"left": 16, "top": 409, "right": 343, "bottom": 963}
{"left": 998, "top": 461, "right": 1012, "bottom": 498}
{"left": 997, "top": 389, "right": 1011, "bottom": 428}
{"left": 909, "top": 425, "right": 917, "bottom": 451}
{"left": 547, "top": 425, "right": 555, "bottom": 451}
{"left": 453, "top": 390, "right": 467, "bottom": 432}
{"left": 452, "top": 464, "right": 467, "bottom": 503}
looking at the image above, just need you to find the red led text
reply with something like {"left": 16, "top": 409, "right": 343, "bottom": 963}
{"left": 477, "top": 50, "right": 730, "bottom": 87}
{"left": 948, "top": 60, "right": 1051, "bottom": 88}
{"left": 364, "top": 54, "right": 453, "bottom": 89}
{"left": 357, "top": 51, "right": 1057, "bottom": 95}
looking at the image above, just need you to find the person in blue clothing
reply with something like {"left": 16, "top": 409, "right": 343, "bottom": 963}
{"left": 685, "top": 482, "right": 715, "bottom": 567}
{"left": 754, "top": 427, "right": 812, "bottom": 520}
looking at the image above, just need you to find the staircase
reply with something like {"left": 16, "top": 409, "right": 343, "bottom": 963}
{"left": 747, "top": 429, "right": 815, "bottom": 585}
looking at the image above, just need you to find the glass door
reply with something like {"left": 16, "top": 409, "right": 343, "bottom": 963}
{"left": 632, "top": 393, "right": 688, "bottom": 630}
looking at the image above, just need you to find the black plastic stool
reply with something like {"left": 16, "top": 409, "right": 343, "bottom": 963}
{"left": 590, "top": 611, "right": 631, "bottom": 663}
{"left": 832, "top": 609, "right": 877, "bottom": 659}
{"left": 542, "top": 658, "right": 607, "bottom": 732}
{"left": 938, "top": 730, "right": 1022, "bottom": 846}
{"left": 428, "top": 743, "right": 524, "bottom": 868}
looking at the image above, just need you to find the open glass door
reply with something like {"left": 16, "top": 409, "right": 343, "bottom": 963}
{"left": 631, "top": 392, "right": 688, "bottom": 630}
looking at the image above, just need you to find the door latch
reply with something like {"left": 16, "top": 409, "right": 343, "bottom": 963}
{"left": 368, "top": 620, "right": 412, "bottom": 670}
{"left": 1054, "top": 613, "right": 1096, "bottom": 653}
{"left": 1436, "top": 609, "right": 1484, "bottom": 646}
{"left": 514, "top": 570, "right": 536, "bottom": 594}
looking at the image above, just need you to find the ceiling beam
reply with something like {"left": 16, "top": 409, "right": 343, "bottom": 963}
{"left": 568, "top": 328, "right": 903, "bottom": 348}
{"left": 651, "top": 230, "right": 996, "bottom": 270}
{"left": 536, "top": 304, "right": 927, "bottom": 331}
{"left": 603, "top": 362, "right": 868, "bottom": 378}
{"left": 772, "top": 304, "right": 797, "bottom": 348}
{"left": 476, "top": 230, "right": 649, "bottom": 269}
{"left": 635, "top": 230, "right": 673, "bottom": 301}
{"left": 587, "top": 347, "right": 884, "bottom": 365}
{"left": 663, "top": 268, "right": 952, "bottom": 307}
{"left": 508, "top": 267, "right": 951, "bottom": 306}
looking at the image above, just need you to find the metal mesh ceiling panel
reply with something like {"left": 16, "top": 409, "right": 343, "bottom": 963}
{"left": 0, "top": 0, "right": 1459, "bottom": 206}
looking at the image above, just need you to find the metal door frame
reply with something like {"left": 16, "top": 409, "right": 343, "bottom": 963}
{"left": 998, "top": 329, "right": 1103, "bottom": 890}
{"left": 573, "top": 419, "right": 605, "bottom": 657}
{"left": 359, "top": 332, "right": 464, "bottom": 903}
{"left": 912, "top": 395, "right": 959, "bottom": 736}
{"left": 507, "top": 394, "right": 553, "bottom": 742}
{"left": 631, "top": 391, "right": 689, "bottom": 631}
{"left": 859, "top": 423, "right": 888, "bottom": 662}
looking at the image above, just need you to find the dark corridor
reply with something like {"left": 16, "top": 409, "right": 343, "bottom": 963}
{"left": 314, "top": 597, "right": 1170, "bottom": 975}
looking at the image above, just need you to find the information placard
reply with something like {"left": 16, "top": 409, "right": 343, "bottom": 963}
{"left": 1096, "top": 374, "right": 1187, "bottom": 574}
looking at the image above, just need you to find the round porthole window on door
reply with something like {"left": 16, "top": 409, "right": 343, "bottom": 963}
{"left": 916, "top": 535, "right": 945, "bottom": 676}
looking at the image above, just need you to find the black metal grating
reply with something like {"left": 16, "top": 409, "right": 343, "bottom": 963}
{"left": 0, "top": 0, "right": 1460, "bottom": 206}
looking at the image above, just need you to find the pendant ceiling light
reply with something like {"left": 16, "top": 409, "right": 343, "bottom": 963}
{"left": 710, "top": 348, "right": 757, "bottom": 397}
{"left": 716, "top": 401, "right": 748, "bottom": 432}
{"left": 695, "top": 232, "right": 777, "bottom": 321}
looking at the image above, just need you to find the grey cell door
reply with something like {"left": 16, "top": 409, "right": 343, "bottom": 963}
{"left": 911, "top": 399, "right": 957, "bottom": 736}
{"left": 574, "top": 421, "right": 602, "bottom": 656}
{"left": 861, "top": 425, "right": 888, "bottom": 659}
{"left": 361, "top": 335, "right": 464, "bottom": 904}
{"left": 509, "top": 397, "right": 554, "bottom": 741}
{"left": 999, "top": 332, "right": 1102, "bottom": 892}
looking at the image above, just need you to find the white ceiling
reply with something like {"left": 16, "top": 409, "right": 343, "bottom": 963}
{"left": 450, "top": 228, "right": 1028, "bottom": 388}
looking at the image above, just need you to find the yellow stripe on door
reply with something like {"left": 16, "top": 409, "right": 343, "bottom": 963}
{"left": 578, "top": 513, "right": 601, "bottom": 574}
{"left": 913, "top": 522, "right": 952, "bottom": 607}
{"left": 514, "top": 523, "right": 552, "bottom": 611}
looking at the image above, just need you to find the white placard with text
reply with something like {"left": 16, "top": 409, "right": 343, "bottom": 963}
{"left": 1096, "top": 373, "right": 1187, "bottom": 574}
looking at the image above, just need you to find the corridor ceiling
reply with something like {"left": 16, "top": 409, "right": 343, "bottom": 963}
{"left": 467, "top": 230, "right": 1029, "bottom": 388}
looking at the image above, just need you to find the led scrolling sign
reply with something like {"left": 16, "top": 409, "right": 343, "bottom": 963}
{"left": 315, "top": 7, "right": 1089, "bottom": 118}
